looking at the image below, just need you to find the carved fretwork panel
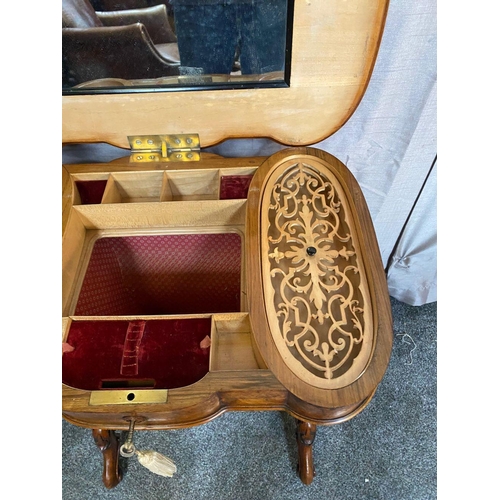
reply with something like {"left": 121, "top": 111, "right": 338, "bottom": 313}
{"left": 261, "top": 160, "right": 374, "bottom": 389}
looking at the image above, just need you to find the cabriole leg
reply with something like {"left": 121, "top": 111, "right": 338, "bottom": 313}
{"left": 296, "top": 419, "right": 317, "bottom": 485}
{"left": 92, "top": 429, "right": 122, "bottom": 489}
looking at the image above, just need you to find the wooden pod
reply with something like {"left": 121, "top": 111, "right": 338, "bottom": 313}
{"left": 246, "top": 148, "right": 393, "bottom": 410}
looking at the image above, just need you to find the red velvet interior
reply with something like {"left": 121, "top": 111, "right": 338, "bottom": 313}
{"left": 62, "top": 318, "right": 212, "bottom": 390}
{"left": 219, "top": 175, "right": 253, "bottom": 199}
{"left": 75, "top": 180, "right": 108, "bottom": 205}
{"left": 75, "top": 233, "right": 242, "bottom": 315}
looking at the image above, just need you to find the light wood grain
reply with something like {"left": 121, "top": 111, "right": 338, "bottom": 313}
{"left": 102, "top": 172, "right": 164, "bottom": 203}
{"left": 165, "top": 170, "right": 219, "bottom": 201}
{"left": 259, "top": 155, "right": 374, "bottom": 390}
{"left": 62, "top": 0, "right": 389, "bottom": 148}
{"left": 63, "top": 155, "right": 265, "bottom": 174}
{"left": 246, "top": 148, "right": 392, "bottom": 408}
{"left": 62, "top": 166, "right": 74, "bottom": 235}
{"left": 210, "top": 314, "right": 260, "bottom": 371}
{"left": 62, "top": 209, "right": 88, "bottom": 316}
{"left": 61, "top": 4, "right": 393, "bottom": 484}
{"left": 72, "top": 199, "right": 247, "bottom": 230}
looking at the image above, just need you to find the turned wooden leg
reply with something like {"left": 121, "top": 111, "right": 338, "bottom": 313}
{"left": 296, "top": 420, "right": 317, "bottom": 485}
{"left": 92, "top": 429, "right": 122, "bottom": 489}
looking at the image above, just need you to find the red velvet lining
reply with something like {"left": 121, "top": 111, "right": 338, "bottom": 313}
{"left": 62, "top": 318, "right": 212, "bottom": 390}
{"left": 220, "top": 175, "right": 253, "bottom": 199}
{"left": 75, "top": 180, "right": 108, "bottom": 205}
{"left": 75, "top": 233, "right": 242, "bottom": 316}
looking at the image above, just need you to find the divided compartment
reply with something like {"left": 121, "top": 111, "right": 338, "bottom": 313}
{"left": 71, "top": 167, "right": 258, "bottom": 205}
{"left": 164, "top": 170, "right": 219, "bottom": 201}
{"left": 74, "top": 179, "right": 108, "bottom": 205}
{"left": 209, "top": 313, "right": 260, "bottom": 371}
{"left": 63, "top": 164, "right": 260, "bottom": 395}
{"left": 100, "top": 170, "right": 221, "bottom": 203}
{"left": 219, "top": 167, "right": 256, "bottom": 200}
{"left": 102, "top": 172, "right": 165, "bottom": 203}
{"left": 62, "top": 313, "right": 260, "bottom": 391}
{"left": 163, "top": 168, "right": 256, "bottom": 201}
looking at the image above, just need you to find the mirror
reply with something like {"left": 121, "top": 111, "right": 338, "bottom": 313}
{"left": 62, "top": 0, "right": 293, "bottom": 94}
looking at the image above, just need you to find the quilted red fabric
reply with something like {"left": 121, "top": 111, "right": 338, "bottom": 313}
{"left": 75, "top": 233, "right": 242, "bottom": 315}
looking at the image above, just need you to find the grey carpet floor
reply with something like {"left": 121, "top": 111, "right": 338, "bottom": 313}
{"left": 62, "top": 297, "right": 437, "bottom": 500}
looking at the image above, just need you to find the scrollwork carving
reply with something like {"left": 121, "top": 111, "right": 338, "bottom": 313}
{"left": 262, "top": 161, "right": 373, "bottom": 389}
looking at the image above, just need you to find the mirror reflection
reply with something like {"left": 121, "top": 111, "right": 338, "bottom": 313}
{"left": 62, "top": 0, "right": 291, "bottom": 92}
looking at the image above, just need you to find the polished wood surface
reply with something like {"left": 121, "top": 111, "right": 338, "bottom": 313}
{"left": 257, "top": 152, "right": 374, "bottom": 390}
{"left": 63, "top": 370, "right": 375, "bottom": 430}
{"left": 296, "top": 420, "right": 317, "bottom": 485}
{"left": 246, "top": 148, "right": 393, "bottom": 409}
{"left": 62, "top": 155, "right": 389, "bottom": 430}
{"left": 92, "top": 429, "right": 122, "bottom": 489}
{"left": 62, "top": 0, "right": 390, "bottom": 148}
{"left": 62, "top": 152, "right": 392, "bottom": 487}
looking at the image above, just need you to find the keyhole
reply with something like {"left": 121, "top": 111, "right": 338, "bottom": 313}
{"left": 306, "top": 246, "right": 317, "bottom": 256}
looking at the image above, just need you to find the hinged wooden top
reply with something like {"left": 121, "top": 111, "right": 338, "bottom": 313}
{"left": 62, "top": 0, "right": 389, "bottom": 149}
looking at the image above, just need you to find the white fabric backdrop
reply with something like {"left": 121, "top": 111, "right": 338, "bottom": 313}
{"left": 207, "top": 0, "right": 437, "bottom": 306}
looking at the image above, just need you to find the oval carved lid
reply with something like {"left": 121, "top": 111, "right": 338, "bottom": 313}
{"left": 246, "top": 148, "right": 392, "bottom": 408}
{"left": 262, "top": 158, "right": 374, "bottom": 389}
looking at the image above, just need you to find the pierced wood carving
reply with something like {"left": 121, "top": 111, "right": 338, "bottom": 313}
{"left": 261, "top": 160, "right": 374, "bottom": 389}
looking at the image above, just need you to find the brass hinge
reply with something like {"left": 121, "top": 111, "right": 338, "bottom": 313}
{"left": 128, "top": 134, "right": 200, "bottom": 162}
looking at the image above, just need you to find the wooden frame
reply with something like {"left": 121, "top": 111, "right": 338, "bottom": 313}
{"left": 62, "top": 0, "right": 390, "bottom": 148}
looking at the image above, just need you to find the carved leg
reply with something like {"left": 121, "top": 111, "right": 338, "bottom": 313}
{"left": 92, "top": 429, "right": 122, "bottom": 489}
{"left": 296, "top": 420, "right": 317, "bottom": 485}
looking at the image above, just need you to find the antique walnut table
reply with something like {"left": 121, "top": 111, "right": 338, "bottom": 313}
{"left": 62, "top": 0, "right": 392, "bottom": 488}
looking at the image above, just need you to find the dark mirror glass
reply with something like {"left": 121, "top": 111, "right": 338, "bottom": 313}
{"left": 62, "top": 0, "right": 294, "bottom": 94}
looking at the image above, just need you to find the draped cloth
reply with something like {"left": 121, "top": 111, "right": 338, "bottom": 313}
{"left": 208, "top": 0, "right": 437, "bottom": 306}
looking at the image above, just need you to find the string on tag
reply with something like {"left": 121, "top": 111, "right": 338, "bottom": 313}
{"left": 119, "top": 418, "right": 177, "bottom": 478}
{"left": 396, "top": 332, "right": 416, "bottom": 365}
